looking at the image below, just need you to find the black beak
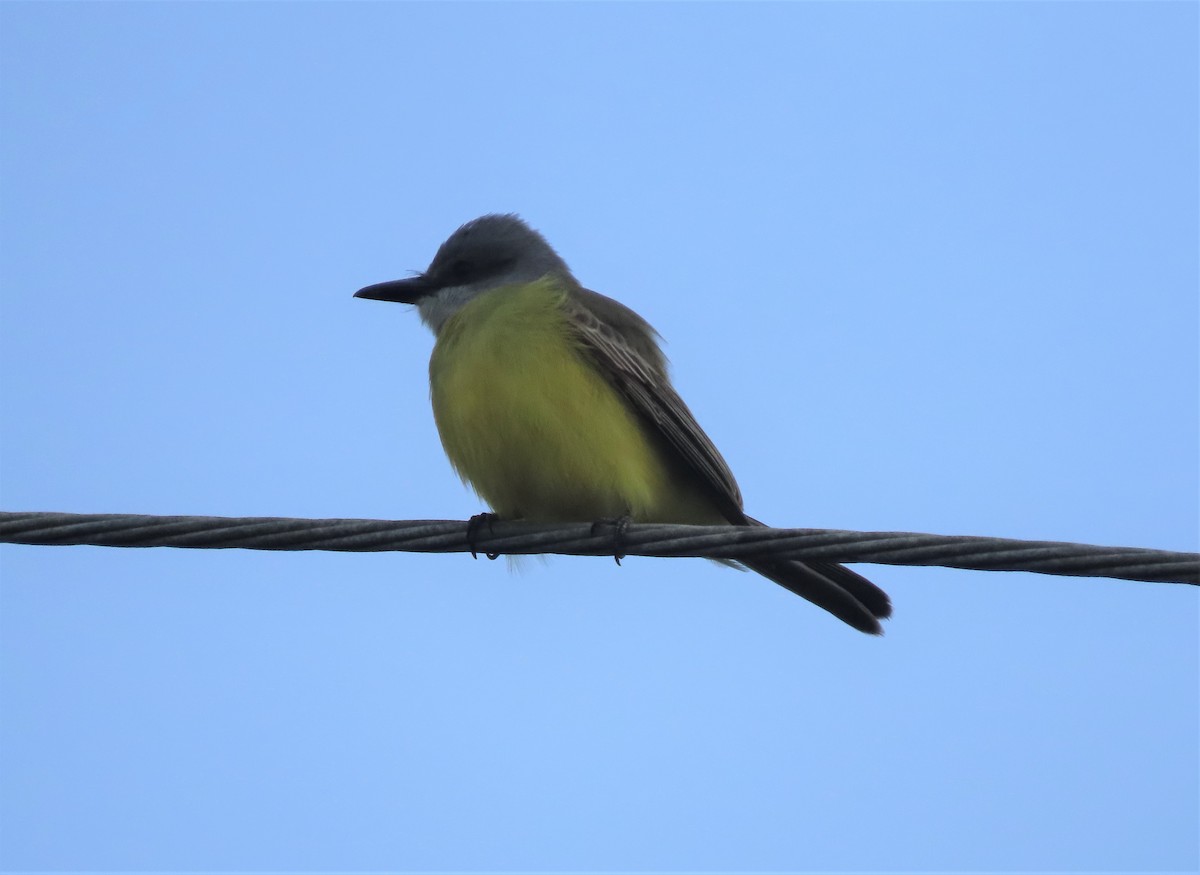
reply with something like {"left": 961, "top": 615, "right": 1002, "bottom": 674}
{"left": 354, "top": 275, "right": 433, "bottom": 304}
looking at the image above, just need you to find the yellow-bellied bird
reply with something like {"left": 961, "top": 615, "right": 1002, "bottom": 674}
{"left": 356, "top": 214, "right": 891, "bottom": 633}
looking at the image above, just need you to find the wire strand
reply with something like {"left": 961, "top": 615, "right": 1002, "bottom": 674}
{"left": 2, "top": 511, "right": 1196, "bottom": 585}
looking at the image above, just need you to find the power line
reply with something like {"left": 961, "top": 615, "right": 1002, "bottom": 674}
{"left": 2, "top": 511, "right": 1196, "bottom": 585}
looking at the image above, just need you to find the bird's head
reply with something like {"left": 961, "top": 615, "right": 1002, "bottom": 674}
{"left": 355, "top": 214, "right": 574, "bottom": 332}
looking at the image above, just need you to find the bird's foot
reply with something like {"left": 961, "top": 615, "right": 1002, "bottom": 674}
{"left": 590, "top": 514, "right": 632, "bottom": 566}
{"left": 467, "top": 512, "right": 500, "bottom": 560}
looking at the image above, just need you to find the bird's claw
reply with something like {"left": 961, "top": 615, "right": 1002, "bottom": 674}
{"left": 467, "top": 512, "right": 500, "bottom": 560}
{"left": 591, "top": 514, "right": 632, "bottom": 565}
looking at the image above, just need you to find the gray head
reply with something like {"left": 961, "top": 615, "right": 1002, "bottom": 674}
{"left": 354, "top": 214, "right": 577, "bottom": 332}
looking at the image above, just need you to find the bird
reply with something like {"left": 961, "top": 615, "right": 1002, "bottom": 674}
{"left": 355, "top": 214, "right": 891, "bottom": 633}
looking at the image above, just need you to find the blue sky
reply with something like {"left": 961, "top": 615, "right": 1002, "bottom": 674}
{"left": 1, "top": 2, "right": 1196, "bottom": 872}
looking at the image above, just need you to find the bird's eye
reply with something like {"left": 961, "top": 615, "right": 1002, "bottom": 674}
{"left": 449, "top": 258, "right": 473, "bottom": 281}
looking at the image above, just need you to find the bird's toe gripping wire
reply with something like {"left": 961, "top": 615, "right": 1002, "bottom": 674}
{"left": 467, "top": 512, "right": 500, "bottom": 560}
{"left": 590, "top": 514, "right": 633, "bottom": 566}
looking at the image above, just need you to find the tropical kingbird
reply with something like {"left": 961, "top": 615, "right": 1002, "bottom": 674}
{"left": 355, "top": 214, "right": 891, "bottom": 634}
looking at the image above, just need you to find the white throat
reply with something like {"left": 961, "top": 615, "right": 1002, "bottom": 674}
{"left": 416, "top": 284, "right": 484, "bottom": 334}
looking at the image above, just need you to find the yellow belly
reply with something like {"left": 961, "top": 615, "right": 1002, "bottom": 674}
{"left": 428, "top": 278, "right": 720, "bottom": 523}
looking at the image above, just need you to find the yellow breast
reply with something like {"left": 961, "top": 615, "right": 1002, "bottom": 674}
{"left": 428, "top": 278, "right": 715, "bottom": 523}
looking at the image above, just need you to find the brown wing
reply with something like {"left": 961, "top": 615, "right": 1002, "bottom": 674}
{"left": 562, "top": 286, "right": 892, "bottom": 634}
{"left": 561, "top": 287, "right": 746, "bottom": 522}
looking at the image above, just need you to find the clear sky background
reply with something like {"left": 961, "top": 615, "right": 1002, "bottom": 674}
{"left": 1, "top": 3, "right": 1196, "bottom": 873}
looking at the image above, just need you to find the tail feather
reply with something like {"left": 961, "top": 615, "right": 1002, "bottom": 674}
{"left": 805, "top": 559, "right": 893, "bottom": 620}
{"left": 739, "top": 516, "right": 892, "bottom": 634}
{"left": 744, "top": 558, "right": 890, "bottom": 634}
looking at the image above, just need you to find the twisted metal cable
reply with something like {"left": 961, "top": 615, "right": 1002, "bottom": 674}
{"left": 1, "top": 511, "right": 1196, "bottom": 585}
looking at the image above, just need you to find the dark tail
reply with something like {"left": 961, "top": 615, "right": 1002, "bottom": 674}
{"left": 741, "top": 517, "right": 892, "bottom": 634}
